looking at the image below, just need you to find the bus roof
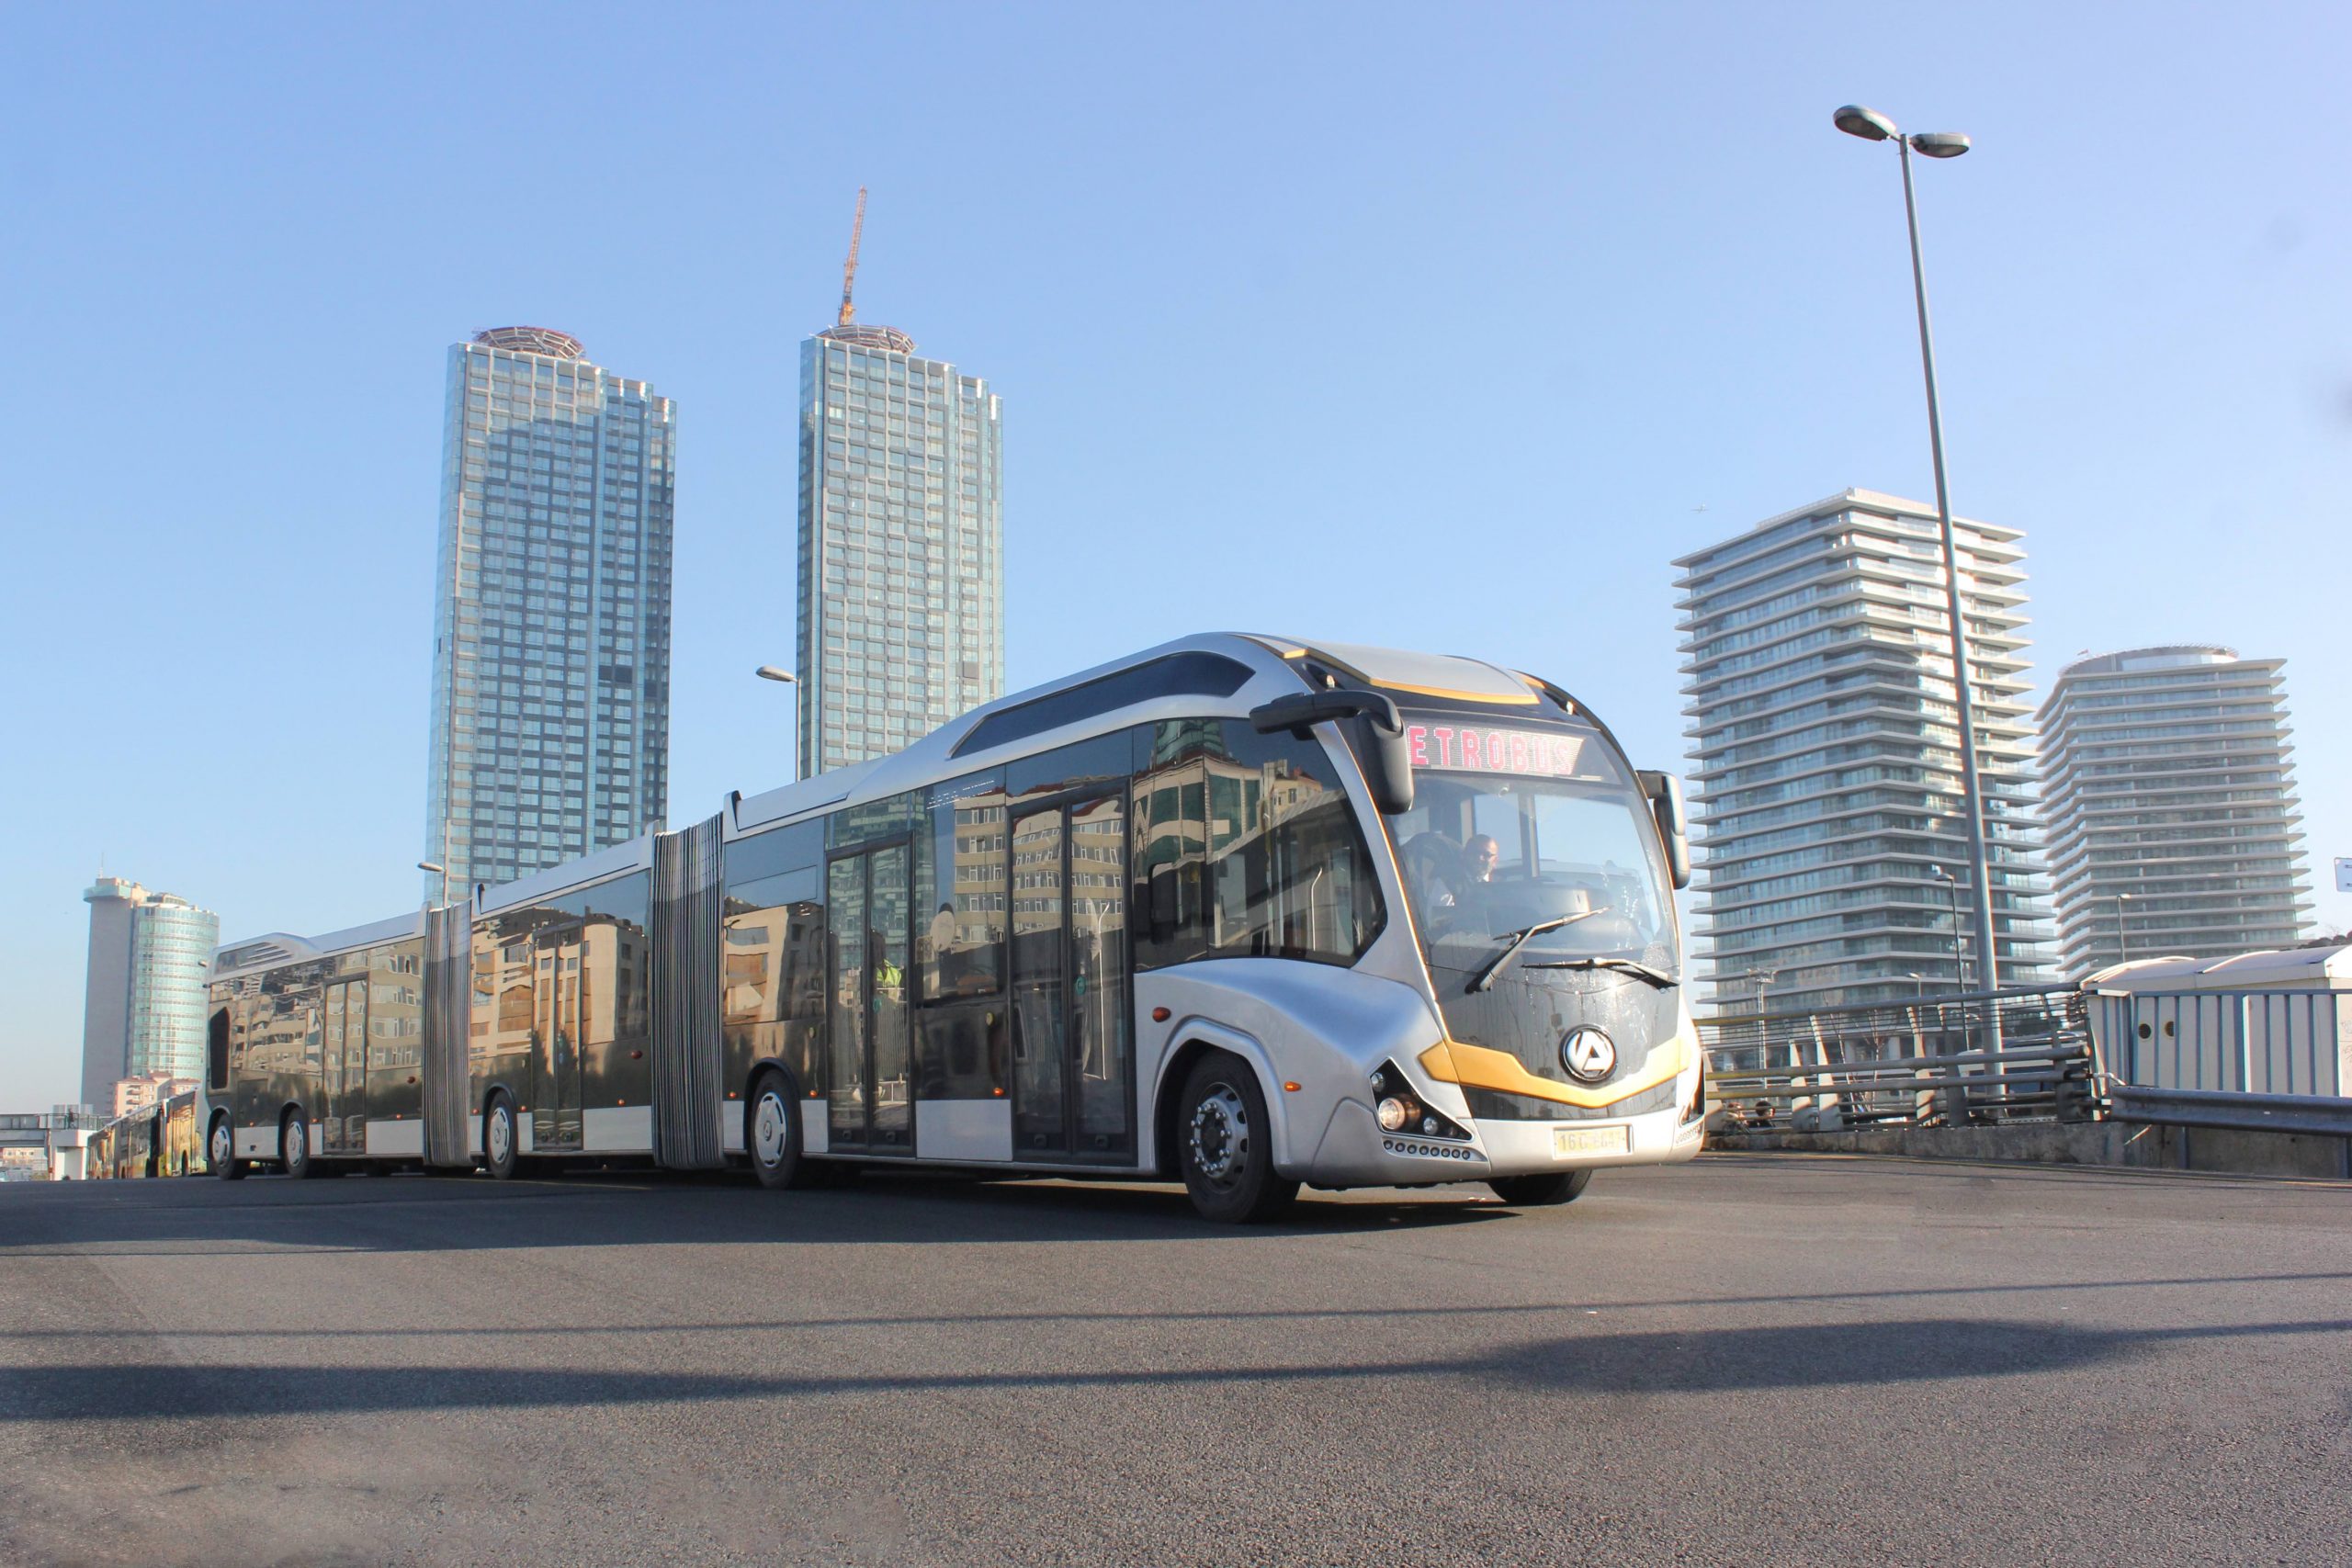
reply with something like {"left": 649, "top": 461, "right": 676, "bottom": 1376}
{"left": 216, "top": 632, "right": 1576, "bottom": 971}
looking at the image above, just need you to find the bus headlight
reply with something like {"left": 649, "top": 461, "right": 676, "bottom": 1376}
{"left": 1369, "top": 1062, "right": 1472, "bottom": 1142}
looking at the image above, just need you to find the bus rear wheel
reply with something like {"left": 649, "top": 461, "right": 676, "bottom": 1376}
{"left": 482, "top": 1094, "right": 520, "bottom": 1181}
{"left": 1177, "top": 1055, "right": 1296, "bottom": 1224}
{"left": 279, "top": 1111, "right": 315, "bottom": 1179}
{"left": 748, "top": 1071, "right": 806, "bottom": 1190}
{"left": 1487, "top": 1169, "right": 1592, "bottom": 1207}
{"left": 209, "top": 1113, "right": 245, "bottom": 1180}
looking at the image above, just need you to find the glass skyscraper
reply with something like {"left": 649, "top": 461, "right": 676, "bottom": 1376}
{"left": 1673, "top": 489, "right": 2055, "bottom": 1015}
{"left": 797, "top": 321, "right": 1002, "bottom": 774}
{"left": 2037, "top": 646, "right": 2312, "bottom": 971}
{"left": 79, "top": 877, "right": 219, "bottom": 1107}
{"left": 426, "top": 327, "right": 676, "bottom": 896}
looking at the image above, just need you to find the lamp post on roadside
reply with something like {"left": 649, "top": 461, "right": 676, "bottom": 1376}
{"left": 417, "top": 860, "right": 450, "bottom": 908}
{"left": 1931, "top": 863, "right": 1966, "bottom": 991}
{"left": 1834, "top": 103, "right": 1999, "bottom": 1002}
{"left": 755, "top": 664, "right": 800, "bottom": 782}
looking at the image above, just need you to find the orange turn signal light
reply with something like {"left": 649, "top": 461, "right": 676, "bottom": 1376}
{"left": 1151, "top": 1007, "right": 1170, "bottom": 1022}
{"left": 1283, "top": 1081, "right": 1302, "bottom": 1093}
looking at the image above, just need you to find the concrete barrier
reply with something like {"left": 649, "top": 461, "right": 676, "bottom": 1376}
{"left": 1706, "top": 1117, "right": 2352, "bottom": 1181}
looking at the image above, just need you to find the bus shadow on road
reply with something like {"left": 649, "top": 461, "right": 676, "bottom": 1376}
{"left": 0, "top": 1168, "right": 1516, "bottom": 1257}
{"left": 10, "top": 1314, "right": 2348, "bottom": 1422}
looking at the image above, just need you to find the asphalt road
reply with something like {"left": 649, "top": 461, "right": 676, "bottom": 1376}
{"left": 3, "top": 1156, "right": 2347, "bottom": 1567}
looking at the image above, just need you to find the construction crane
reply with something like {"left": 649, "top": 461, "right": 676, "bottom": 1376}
{"left": 837, "top": 187, "right": 867, "bottom": 328}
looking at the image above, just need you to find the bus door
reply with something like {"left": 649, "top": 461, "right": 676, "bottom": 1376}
{"left": 534, "top": 923, "right": 585, "bottom": 1151}
{"left": 827, "top": 841, "right": 913, "bottom": 1155}
{"left": 1010, "top": 793, "right": 1132, "bottom": 1162}
{"left": 322, "top": 978, "right": 368, "bottom": 1156}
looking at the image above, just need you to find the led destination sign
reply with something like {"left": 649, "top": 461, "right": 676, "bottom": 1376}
{"left": 1405, "top": 724, "right": 1591, "bottom": 779}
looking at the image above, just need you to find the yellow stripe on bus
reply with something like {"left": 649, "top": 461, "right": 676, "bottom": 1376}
{"left": 1419, "top": 1035, "right": 1689, "bottom": 1110}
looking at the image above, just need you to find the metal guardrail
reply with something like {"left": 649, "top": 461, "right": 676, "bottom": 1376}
{"left": 1700, "top": 985, "right": 2095, "bottom": 1129}
{"left": 1704, "top": 979, "right": 2352, "bottom": 1143}
{"left": 2106, "top": 1087, "right": 2352, "bottom": 1139}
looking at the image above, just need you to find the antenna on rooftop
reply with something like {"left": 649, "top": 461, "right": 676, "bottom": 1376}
{"left": 838, "top": 187, "right": 867, "bottom": 328}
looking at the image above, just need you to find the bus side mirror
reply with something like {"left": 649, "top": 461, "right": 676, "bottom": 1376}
{"left": 1349, "top": 715, "right": 1416, "bottom": 816}
{"left": 1251, "top": 689, "right": 1415, "bottom": 815}
{"left": 1636, "top": 770, "right": 1691, "bottom": 890}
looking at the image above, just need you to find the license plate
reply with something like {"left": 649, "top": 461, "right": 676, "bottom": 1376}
{"left": 1553, "top": 1124, "right": 1628, "bottom": 1158}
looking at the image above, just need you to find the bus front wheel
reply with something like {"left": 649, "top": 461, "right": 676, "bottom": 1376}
{"left": 1177, "top": 1055, "right": 1296, "bottom": 1224}
{"left": 1487, "top": 1169, "right": 1592, "bottom": 1207}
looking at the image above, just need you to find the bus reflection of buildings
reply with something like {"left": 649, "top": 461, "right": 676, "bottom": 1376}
{"left": 469, "top": 915, "right": 643, "bottom": 1068}
{"left": 721, "top": 899, "right": 827, "bottom": 1026}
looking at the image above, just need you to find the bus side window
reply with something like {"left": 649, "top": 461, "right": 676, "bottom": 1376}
{"left": 207, "top": 1006, "right": 231, "bottom": 1091}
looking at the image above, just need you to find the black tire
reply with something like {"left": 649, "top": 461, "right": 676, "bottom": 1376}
{"left": 747, "top": 1070, "right": 806, "bottom": 1190}
{"left": 209, "top": 1115, "right": 238, "bottom": 1180}
{"left": 1487, "top": 1169, "right": 1593, "bottom": 1207}
{"left": 209, "top": 1113, "right": 245, "bottom": 1181}
{"left": 482, "top": 1093, "right": 520, "bottom": 1181}
{"left": 278, "top": 1111, "right": 315, "bottom": 1179}
{"left": 1176, "top": 1054, "right": 1297, "bottom": 1224}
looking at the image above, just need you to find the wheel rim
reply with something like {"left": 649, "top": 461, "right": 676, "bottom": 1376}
{"left": 489, "top": 1105, "right": 512, "bottom": 1165}
{"left": 753, "top": 1090, "right": 789, "bottom": 1167}
{"left": 210, "top": 1122, "right": 231, "bottom": 1167}
{"left": 286, "top": 1120, "right": 305, "bottom": 1166}
{"left": 1188, "top": 1083, "right": 1250, "bottom": 1188}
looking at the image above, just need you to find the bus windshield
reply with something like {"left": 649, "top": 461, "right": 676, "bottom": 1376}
{"left": 1387, "top": 715, "right": 1678, "bottom": 981}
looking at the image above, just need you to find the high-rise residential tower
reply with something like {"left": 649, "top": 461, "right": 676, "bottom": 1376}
{"left": 1673, "top": 489, "right": 2056, "bottom": 1015}
{"left": 79, "top": 877, "right": 218, "bottom": 1108}
{"left": 2037, "top": 646, "right": 2312, "bottom": 971}
{"left": 797, "top": 319, "right": 1002, "bottom": 774}
{"left": 425, "top": 327, "right": 676, "bottom": 895}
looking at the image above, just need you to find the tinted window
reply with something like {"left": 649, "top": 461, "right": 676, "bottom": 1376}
{"left": 920, "top": 771, "right": 1007, "bottom": 999}
{"left": 721, "top": 819, "right": 826, "bottom": 1094}
{"left": 952, "top": 653, "right": 1253, "bottom": 759}
{"left": 469, "top": 872, "right": 653, "bottom": 1065}
{"left": 206, "top": 1007, "right": 230, "bottom": 1091}
{"left": 1131, "top": 719, "right": 1384, "bottom": 969}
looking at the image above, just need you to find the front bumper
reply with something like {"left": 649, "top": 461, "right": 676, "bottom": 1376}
{"left": 1303, "top": 1096, "right": 1704, "bottom": 1189}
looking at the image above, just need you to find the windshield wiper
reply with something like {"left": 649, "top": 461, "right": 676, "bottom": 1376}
{"left": 1521, "top": 956, "right": 1679, "bottom": 989}
{"left": 1465, "top": 908, "right": 1611, "bottom": 993}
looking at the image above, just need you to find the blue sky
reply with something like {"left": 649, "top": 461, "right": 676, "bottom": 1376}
{"left": 4, "top": 2, "right": 2346, "bottom": 1109}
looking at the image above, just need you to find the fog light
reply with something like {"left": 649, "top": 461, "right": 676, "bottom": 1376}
{"left": 1376, "top": 1097, "right": 1411, "bottom": 1132}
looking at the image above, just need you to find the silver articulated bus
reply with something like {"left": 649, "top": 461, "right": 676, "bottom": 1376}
{"left": 200, "top": 634, "right": 1702, "bottom": 1222}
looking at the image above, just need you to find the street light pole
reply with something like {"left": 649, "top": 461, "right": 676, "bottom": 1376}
{"left": 1836, "top": 105, "right": 2000, "bottom": 1000}
{"left": 1932, "top": 863, "right": 1965, "bottom": 991}
{"left": 2115, "top": 891, "right": 2134, "bottom": 964}
{"left": 755, "top": 665, "right": 799, "bottom": 782}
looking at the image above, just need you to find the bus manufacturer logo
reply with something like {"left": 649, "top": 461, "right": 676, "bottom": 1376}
{"left": 1561, "top": 1027, "right": 1616, "bottom": 1084}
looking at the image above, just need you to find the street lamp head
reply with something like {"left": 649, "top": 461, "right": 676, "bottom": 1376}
{"left": 754, "top": 665, "right": 797, "bottom": 684}
{"left": 1834, "top": 104, "right": 1898, "bottom": 141}
{"left": 1909, "top": 131, "right": 1972, "bottom": 159}
{"left": 416, "top": 861, "right": 446, "bottom": 874}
